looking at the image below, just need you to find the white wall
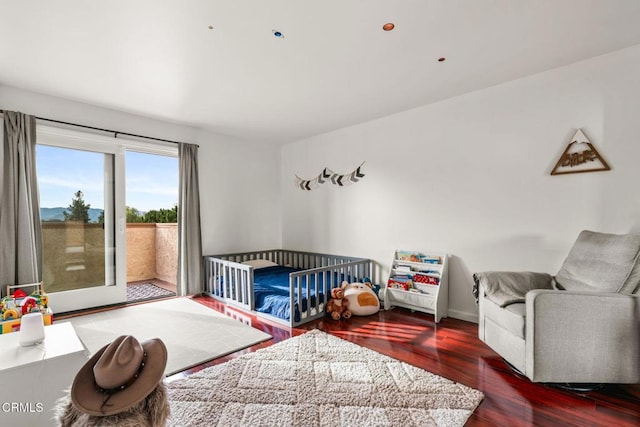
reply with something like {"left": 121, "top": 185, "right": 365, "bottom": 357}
{"left": 197, "top": 130, "right": 282, "bottom": 254}
{"left": 0, "top": 85, "right": 282, "bottom": 256}
{"left": 5, "top": 43, "right": 640, "bottom": 321}
{"left": 281, "top": 44, "right": 640, "bottom": 322}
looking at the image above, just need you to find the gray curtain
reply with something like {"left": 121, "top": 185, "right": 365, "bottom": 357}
{"left": 0, "top": 111, "right": 42, "bottom": 297}
{"left": 177, "top": 142, "right": 203, "bottom": 296}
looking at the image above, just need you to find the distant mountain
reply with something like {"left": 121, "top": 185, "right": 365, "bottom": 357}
{"left": 40, "top": 207, "right": 104, "bottom": 223}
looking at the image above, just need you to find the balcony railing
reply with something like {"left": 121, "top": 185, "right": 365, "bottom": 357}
{"left": 41, "top": 222, "right": 177, "bottom": 293}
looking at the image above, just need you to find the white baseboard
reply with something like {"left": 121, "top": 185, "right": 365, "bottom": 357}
{"left": 446, "top": 309, "right": 478, "bottom": 324}
{"left": 380, "top": 298, "right": 479, "bottom": 324}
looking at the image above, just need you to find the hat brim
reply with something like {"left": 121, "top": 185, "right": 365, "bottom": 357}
{"left": 71, "top": 338, "right": 167, "bottom": 416}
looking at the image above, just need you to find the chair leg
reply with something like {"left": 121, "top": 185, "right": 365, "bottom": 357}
{"left": 551, "top": 383, "right": 604, "bottom": 393}
{"left": 503, "top": 358, "right": 604, "bottom": 392}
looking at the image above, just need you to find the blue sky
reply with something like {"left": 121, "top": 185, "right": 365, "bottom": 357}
{"left": 37, "top": 145, "right": 178, "bottom": 212}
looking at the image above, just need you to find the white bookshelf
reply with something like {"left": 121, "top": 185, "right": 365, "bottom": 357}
{"left": 383, "top": 250, "right": 449, "bottom": 322}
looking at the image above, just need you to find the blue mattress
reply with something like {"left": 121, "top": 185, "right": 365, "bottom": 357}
{"left": 253, "top": 265, "right": 327, "bottom": 322}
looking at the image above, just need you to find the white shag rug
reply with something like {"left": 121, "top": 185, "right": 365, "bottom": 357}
{"left": 65, "top": 298, "right": 272, "bottom": 376}
{"left": 167, "top": 329, "right": 484, "bottom": 426}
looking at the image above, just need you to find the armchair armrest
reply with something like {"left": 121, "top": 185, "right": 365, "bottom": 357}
{"left": 525, "top": 290, "right": 640, "bottom": 383}
{"left": 473, "top": 271, "right": 554, "bottom": 307}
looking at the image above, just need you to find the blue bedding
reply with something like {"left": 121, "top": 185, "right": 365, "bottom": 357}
{"left": 253, "top": 265, "right": 327, "bottom": 322}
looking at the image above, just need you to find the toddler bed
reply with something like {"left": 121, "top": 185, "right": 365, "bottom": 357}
{"left": 203, "top": 249, "right": 371, "bottom": 327}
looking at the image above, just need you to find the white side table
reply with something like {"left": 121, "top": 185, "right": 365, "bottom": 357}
{"left": 0, "top": 322, "right": 88, "bottom": 427}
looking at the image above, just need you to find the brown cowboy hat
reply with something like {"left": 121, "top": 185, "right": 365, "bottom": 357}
{"left": 71, "top": 335, "right": 167, "bottom": 416}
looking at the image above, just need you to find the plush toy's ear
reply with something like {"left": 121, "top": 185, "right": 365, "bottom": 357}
{"left": 364, "top": 282, "right": 373, "bottom": 289}
{"left": 341, "top": 281, "right": 349, "bottom": 289}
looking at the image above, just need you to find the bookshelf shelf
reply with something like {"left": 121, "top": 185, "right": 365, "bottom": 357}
{"left": 383, "top": 250, "right": 449, "bottom": 322}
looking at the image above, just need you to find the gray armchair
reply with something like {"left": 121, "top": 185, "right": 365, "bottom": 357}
{"left": 474, "top": 230, "right": 640, "bottom": 384}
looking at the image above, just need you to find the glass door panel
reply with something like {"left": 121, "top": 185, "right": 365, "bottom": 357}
{"left": 36, "top": 126, "right": 126, "bottom": 313}
{"left": 38, "top": 145, "right": 115, "bottom": 293}
{"left": 124, "top": 151, "right": 178, "bottom": 299}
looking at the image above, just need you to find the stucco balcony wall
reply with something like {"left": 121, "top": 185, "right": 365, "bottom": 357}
{"left": 41, "top": 222, "right": 177, "bottom": 293}
{"left": 127, "top": 223, "right": 177, "bottom": 284}
{"left": 126, "top": 223, "right": 157, "bottom": 282}
{"left": 155, "top": 223, "right": 178, "bottom": 284}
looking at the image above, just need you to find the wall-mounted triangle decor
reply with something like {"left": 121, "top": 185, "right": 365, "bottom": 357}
{"left": 295, "top": 162, "right": 365, "bottom": 191}
{"left": 550, "top": 129, "right": 611, "bottom": 175}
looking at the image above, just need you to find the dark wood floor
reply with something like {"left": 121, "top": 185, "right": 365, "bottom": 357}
{"left": 165, "top": 296, "right": 640, "bottom": 427}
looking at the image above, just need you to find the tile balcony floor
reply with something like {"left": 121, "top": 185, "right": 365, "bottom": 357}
{"left": 126, "top": 278, "right": 177, "bottom": 302}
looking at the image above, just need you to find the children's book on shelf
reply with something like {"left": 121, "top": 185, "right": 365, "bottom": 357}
{"left": 387, "top": 276, "right": 412, "bottom": 291}
{"left": 396, "top": 251, "right": 441, "bottom": 264}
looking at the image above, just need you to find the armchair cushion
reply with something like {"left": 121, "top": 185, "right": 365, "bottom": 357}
{"left": 555, "top": 230, "right": 640, "bottom": 293}
{"left": 483, "top": 299, "right": 526, "bottom": 338}
{"left": 475, "top": 230, "right": 640, "bottom": 384}
{"left": 473, "top": 271, "right": 554, "bottom": 307}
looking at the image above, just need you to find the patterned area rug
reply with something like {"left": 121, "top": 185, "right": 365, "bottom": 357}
{"left": 127, "top": 283, "right": 176, "bottom": 301}
{"left": 167, "top": 329, "right": 484, "bottom": 426}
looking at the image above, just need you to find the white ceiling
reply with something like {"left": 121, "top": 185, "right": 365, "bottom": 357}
{"left": 2, "top": 1, "right": 640, "bottom": 144}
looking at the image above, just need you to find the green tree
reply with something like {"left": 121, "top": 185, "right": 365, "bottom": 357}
{"left": 63, "top": 190, "right": 90, "bottom": 223}
{"left": 94, "top": 205, "right": 178, "bottom": 224}
{"left": 126, "top": 206, "right": 144, "bottom": 223}
{"left": 142, "top": 205, "right": 178, "bottom": 223}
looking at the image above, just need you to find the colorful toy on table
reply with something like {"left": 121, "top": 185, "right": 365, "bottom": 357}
{"left": 1, "top": 296, "right": 19, "bottom": 320}
{"left": 0, "top": 287, "right": 51, "bottom": 326}
{"left": 2, "top": 308, "right": 20, "bottom": 320}
{"left": 20, "top": 296, "right": 39, "bottom": 315}
{"left": 12, "top": 289, "right": 28, "bottom": 299}
{"left": 30, "top": 289, "right": 49, "bottom": 308}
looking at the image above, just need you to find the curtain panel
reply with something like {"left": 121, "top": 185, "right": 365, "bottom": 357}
{"left": 177, "top": 143, "right": 203, "bottom": 296}
{"left": 0, "top": 111, "right": 42, "bottom": 296}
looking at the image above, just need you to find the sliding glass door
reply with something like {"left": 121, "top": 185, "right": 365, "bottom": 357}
{"left": 36, "top": 125, "right": 178, "bottom": 313}
{"left": 36, "top": 126, "right": 126, "bottom": 312}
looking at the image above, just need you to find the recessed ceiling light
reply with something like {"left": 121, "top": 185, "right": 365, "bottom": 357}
{"left": 272, "top": 30, "right": 284, "bottom": 39}
{"left": 382, "top": 23, "right": 395, "bottom": 31}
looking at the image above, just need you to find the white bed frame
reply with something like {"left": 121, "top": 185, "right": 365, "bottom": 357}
{"left": 203, "top": 249, "right": 372, "bottom": 327}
